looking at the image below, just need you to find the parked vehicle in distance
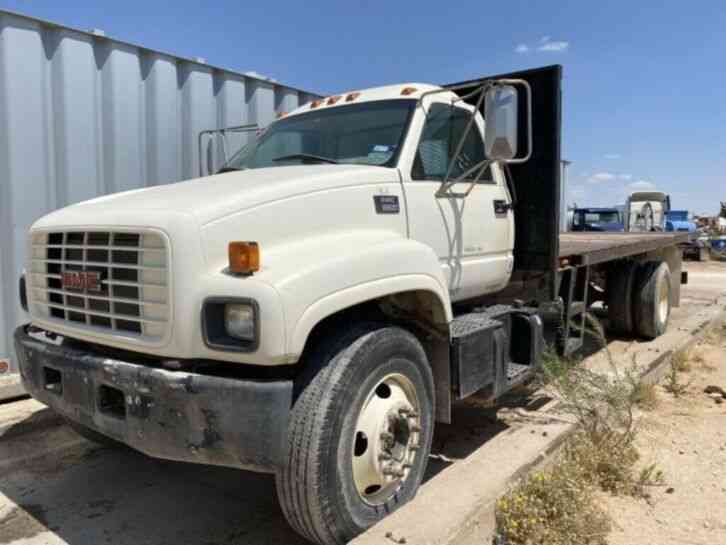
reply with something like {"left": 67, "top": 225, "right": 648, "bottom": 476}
{"left": 14, "top": 66, "right": 690, "bottom": 545}
{"left": 570, "top": 207, "right": 624, "bottom": 232}
{"left": 666, "top": 210, "right": 707, "bottom": 261}
{"left": 626, "top": 191, "right": 670, "bottom": 232}
{"left": 711, "top": 235, "right": 726, "bottom": 260}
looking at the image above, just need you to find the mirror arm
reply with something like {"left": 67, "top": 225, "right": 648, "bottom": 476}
{"left": 441, "top": 83, "right": 492, "bottom": 186}
{"left": 436, "top": 158, "right": 494, "bottom": 198}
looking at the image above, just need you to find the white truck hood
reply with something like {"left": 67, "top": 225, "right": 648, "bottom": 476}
{"left": 33, "top": 164, "right": 397, "bottom": 229}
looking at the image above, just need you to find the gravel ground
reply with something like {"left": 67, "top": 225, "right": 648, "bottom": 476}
{"left": 603, "top": 337, "right": 726, "bottom": 545}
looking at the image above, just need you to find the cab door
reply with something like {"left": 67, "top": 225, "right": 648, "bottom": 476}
{"left": 401, "top": 102, "right": 514, "bottom": 301}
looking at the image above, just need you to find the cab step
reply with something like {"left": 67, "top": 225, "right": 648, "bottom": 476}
{"left": 450, "top": 306, "right": 543, "bottom": 400}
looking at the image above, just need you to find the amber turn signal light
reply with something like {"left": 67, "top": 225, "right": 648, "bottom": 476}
{"left": 228, "top": 242, "right": 260, "bottom": 274}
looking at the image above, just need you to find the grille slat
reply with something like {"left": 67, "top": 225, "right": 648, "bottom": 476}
{"left": 36, "top": 302, "right": 166, "bottom": 324}
{"left": 31, "top": 259, "right": 164, "bottom": 271}
{"left": 30, "top": 230, "right": 169, "bottom": 340}
{"left": 35, "top": 244, "right": 165, "bottom": 252}
{"left": 29, "top": 272, "right": 166, "bottom": 289}
{"left": 38, "top": 288, "right": 168, "bottom": 307}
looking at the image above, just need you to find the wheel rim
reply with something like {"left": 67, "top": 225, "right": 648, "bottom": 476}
{"left": 351, "top": 373, "right": 422, "bottom": 506}
{"left": 657, "top": 278, "right": 670, "bottom": 324}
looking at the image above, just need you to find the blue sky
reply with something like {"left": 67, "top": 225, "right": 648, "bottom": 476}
{"left": 3, "top": 0, "right": 725, "bottom": 215}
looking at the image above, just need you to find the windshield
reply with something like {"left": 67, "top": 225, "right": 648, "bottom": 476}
{"left": 222, "top": 99, "right": 416, "bottom": 171}
{"left": 582, "top": 211, "right": 620, "bottom": 223}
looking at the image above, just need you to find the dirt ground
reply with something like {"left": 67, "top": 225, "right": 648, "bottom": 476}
{"left": 0, "top": 260, "right": 724, "bottom": 545}
{"left": 602, "top": 334, "right": 726, "bottom": 545}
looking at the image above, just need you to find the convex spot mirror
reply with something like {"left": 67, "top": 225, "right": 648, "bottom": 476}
{"left": 484, "top": 85, "right": 518, "bottom": 161}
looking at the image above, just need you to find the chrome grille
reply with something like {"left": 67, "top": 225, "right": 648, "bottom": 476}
{"left": 28, "top": 230, "right": 170, "bottom": 341}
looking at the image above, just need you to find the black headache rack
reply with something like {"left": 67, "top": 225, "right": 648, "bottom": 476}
{"left": 444, "top": 65, "right": 563, "bottom": 300}
{"left": 440, "top": 66, "right": 576, "bottom": 395}
{"left": 445, "top": 66, "right": 585, "bottom": 358}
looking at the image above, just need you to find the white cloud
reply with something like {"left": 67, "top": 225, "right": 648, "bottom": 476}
{"left": 516, "top": 37, "right": 569, "bottom": 54}
{"left": 604, "top": 153, "right": 621, "bottom": 159}
{"left": 619, "top": 173, "right": 633, "bottom": 181}
{"left": 587, "top": 172, "right": 616, "bottom": 183}
{"left": 538, "top": 40, "right": 569, "bottom": 52}
{"left": 628, "top": 180, "right": 656, "bottom": 191}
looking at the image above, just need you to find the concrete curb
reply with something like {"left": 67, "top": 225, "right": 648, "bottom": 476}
{"left": 351, "top": 296, "right": 726, "bottom": 545}
{"left": 0, "top": 374, "right": 26, "bottom": 403}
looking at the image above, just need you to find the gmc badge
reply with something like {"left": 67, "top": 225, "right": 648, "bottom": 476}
{"left": 374, "top": 195, "right": 400, "bottom": 214}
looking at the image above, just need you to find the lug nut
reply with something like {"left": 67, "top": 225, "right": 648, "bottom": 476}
{"left": 380, "top": 431, "right": 394, "bottom": 442}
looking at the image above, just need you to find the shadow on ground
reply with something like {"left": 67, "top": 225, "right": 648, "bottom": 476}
{"left": 0, "top": 319, "right": 652, "bottom": 545}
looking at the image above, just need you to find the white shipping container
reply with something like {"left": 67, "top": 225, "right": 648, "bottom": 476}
{"left": 0, "top": 9, "right": 319, "bottom": 390}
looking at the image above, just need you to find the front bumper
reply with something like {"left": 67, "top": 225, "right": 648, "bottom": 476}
{"left": 14, "top": 325, "right": 292, "bottom": 473}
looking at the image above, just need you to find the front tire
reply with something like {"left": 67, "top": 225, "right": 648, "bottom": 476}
{"left": 276, "top": 323, "right": 435, "bottom": 545}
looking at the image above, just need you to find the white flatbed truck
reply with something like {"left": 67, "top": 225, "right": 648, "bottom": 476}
{"left": 14, "top": 65, "right": 688, "bottom": 544}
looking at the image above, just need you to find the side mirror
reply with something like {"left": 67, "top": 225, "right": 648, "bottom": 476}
{"left": 484, "top": 85, "right": 519, "bottom": 161}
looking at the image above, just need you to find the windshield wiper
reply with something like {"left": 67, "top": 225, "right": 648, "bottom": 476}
{"left": 272, "top": 153, "right": 338, "bottom": 164}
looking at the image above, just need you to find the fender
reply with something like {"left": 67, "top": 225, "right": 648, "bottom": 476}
{"left": 263, "top": 234, "right": 452, "bottom": 360}
{"left": 289, "top": 273, "right": 451, "bottom": 359}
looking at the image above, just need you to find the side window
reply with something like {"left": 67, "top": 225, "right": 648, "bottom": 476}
{"left": 412, "top": 103, "right": 492, "bottom": 183}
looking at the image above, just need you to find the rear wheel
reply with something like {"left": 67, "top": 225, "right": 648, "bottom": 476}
{"left": 607, "top": 261, "right": 638, "bottom": 335}
{"left": 633, "top": 261, "right": 672, "bottom": 339}
{"left": 276, "top": 323, "right": 434, "bottom": 545}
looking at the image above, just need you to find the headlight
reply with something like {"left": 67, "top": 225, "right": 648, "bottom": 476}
{"left": 202, "top": 298, "right": 259, "bottom": 352}
{"left": 225, "top": 303, "right": 255, "bottom": 341}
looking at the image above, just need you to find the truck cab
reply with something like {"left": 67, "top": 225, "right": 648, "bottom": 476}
{"left": 570, "top": 207, "right": 624, "bottom": 232}
{"left": 626, "top": 190, "right": 671, "bottom": 232}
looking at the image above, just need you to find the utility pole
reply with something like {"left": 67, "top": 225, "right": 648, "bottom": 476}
{"left": 561, "top": 160, "right": 572, "bottom": 232}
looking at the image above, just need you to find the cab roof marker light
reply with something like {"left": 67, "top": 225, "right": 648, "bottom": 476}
{"left": 400, "top": 87, "right": 418, "bottom": 96}
{"left": 345, "top": 92, "right": 360, "bottom": 102}
{"left": 276, "top": 111, "right": 287, "bottom": 118}
{"left": 327, "top": 95, "right": 342, "bottom": 105}
{"left": 310, "top": 99, "right": 323, "bottom": 109}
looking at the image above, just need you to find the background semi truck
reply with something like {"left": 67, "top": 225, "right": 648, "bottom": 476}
{"left": 14, "top": 65, "right": 688, "bottom": 545}
{"left": 570, "top": 207, "right": 625, "bottom": 232}
{"left": 666, "top": 209, "right": 707, "bottom": 261}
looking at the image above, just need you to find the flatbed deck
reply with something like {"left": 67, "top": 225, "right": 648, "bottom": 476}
{"left": 559, "top": 232, "right": 689, "bottom": 266}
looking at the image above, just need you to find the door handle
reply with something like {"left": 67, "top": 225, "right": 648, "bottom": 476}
{"left": 493, "top": 200, "right": 512, "bottom": 216}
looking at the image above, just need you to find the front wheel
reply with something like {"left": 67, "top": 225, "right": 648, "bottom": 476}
{"left": 276, "top": 323, "right": 435, "bottom": 545}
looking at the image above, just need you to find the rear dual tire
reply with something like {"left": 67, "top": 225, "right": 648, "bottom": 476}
{"left": 276, "top": 323, "right": 434, "bottom": 545}
{"left": 633, "top": 261, "right": 672, "bottom": 339}
{"left": 608, "top": 260, "right": 672, "bottom": 339}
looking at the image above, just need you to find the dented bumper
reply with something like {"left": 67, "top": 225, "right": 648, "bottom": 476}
{"left": 14, "top": 325, "right": 292, "bottom": 473}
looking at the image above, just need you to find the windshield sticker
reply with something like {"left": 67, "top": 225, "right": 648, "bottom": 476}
{"left": 373, "top": 145, "right": 391, "bottom": 152}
